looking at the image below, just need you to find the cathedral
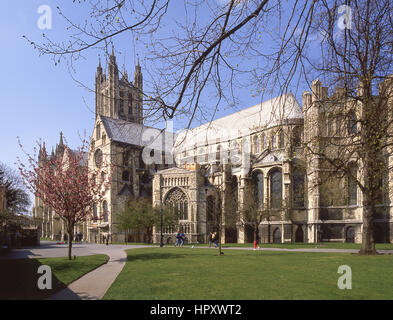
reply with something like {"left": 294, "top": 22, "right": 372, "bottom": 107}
{"left": 33, "top": 51, "right": 393, "bottom": 245}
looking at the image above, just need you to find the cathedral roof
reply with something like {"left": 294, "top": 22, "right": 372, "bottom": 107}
{"left": 100, "top": 115, "right": 176, "bottom": 152}
{"left": 174, "top": 93, "right": 303, "bottom": 150}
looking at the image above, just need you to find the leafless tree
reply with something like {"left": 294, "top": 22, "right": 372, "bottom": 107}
{"left": 27, "top": 0, "right": 393, "bottom": 255}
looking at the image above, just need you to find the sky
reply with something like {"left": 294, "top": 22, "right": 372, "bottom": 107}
{"left": 0, "top": 0, "right": 314, "bottom": 206}
{"left": 0, "top": 1, "right": 275, "bottom": 169}
{"left": 0, "top": 1, "right": 100, "bottom": 169}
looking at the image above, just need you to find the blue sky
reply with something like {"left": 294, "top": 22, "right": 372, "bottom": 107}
{"left": 0, "top": 1, "right": 313, "bottom": 183}
{"left": 1, "top": 1, "right": 100, "bottom": 170}
{"left": 0, "top": 1, "right": 267, "bottom": 170}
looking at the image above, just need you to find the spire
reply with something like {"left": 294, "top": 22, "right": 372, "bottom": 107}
{"left": 38, "top": 144, "right": 42, "bottom": 163}
{"left": 56, "top": 132, "right": 65, "bottom": 157}
{"left": 41, "top": 142, "right": 47, "bottom": 161}
{"left": 97, "top": 56, "right": 103, "bottom": 75}
{"left": 59, "top": 131, "right": 64, "bottom": 146}
{"left": 108, "top": 45, "right": 118, "bottom": 80}
{"left": 134, "top": 56, "right": 142, "bottom": 89}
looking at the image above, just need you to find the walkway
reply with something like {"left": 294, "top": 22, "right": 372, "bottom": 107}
{"left": 1, "top": 241, "right": 153, "bottom": 300}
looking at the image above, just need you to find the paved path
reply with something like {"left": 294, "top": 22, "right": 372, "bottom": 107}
{"left": 0, "top": 241, "right": 153, "bottom": 300}
{"left": 48, "top": 246, "right": 127, "bottom": 300}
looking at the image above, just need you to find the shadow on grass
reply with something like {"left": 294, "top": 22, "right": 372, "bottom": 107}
{"left": 126, "top": 252, "right": 189, "bottom": 262}
{"left": 0, "top": 258, "right": 67, "bottom": 300}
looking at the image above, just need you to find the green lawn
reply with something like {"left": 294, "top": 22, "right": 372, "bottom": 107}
{"left": 104, "top": 247, "right": 393, "bottom": 300}
{"left": 175, "top": 242, "right": 393, "bottom": 250}
{"left": 0, "top": 254, "right": 109, "bottom": 299}
{"left": 219, "top": 242, "right": 393, "bottom": 250}
{"left": 112, "top": 241, "right": 393, "bottom": 250}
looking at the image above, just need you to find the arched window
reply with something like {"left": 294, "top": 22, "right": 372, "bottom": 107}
{"left": 96, "top": 124, "right": 101, "bottom": 140}
{"left": 102, "top": 200, "right": 108, "bottom": 222}
{"left": 229, "top": 140, "right": 241, "bottom": 164}
{"left": 327, "top": 115, "right": 334, "bottom": 136}
{"left": 348, "top": 164, "right": 358, "bottom": 205}
{"left": 216, "top": 145, "right": 221, "bottom": 161}
{"left": 278, "top": 131, "right": 284, "bottom": 149}
{"left": 346, "top": 227, "right": 355, "bottom": 243}
{"left": 94, "top": 149, "right": 103, "bottom": 167}
{"left": 93, "top": 203, "right": 97, "bottom": 219}
{"left": 270, "top": 168, "right": 282, "bottom": 209}
{"left": 122, "top": 170, "right": 129, "bottom": 182}
{"left": 348, "top": 110, "right": 357, "bottom": 135}
{"left": 273, "top": 227, "right": 281, "bottom": 243}
{"left": 128, "top": 93, "right": 133, "bottom": 114}
{"left": 295, "top": 225, "right": 304, "bottom": 242}
{"left": 261, "top": 133, "right": 267, "bottom": 150}
{"left": 254, "top": 136, "right": 260, "bottom": 154}
{"left": 336, "top": 117, "right": 342, "bottom": 136}
{"left": 165, "top": 187, "right": 189, "bottom": 220}
{"left": 232, "top": 176, "right": 238, "bottom": 212}
{"left": 292, "top": 126, "right": 302, "bottom": 147}
{"left": 293, "top": 167, "right": 305, "bottom": 208}
{"left": 252, "top": 171, "right": 264, "bottom": 208}
{"left": 123, "top": 151, "right": 130, "bottom": 166}
{"left": 272, "top": 134, "right": 277, "bottom": 149}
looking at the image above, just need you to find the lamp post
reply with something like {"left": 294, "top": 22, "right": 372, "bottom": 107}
{"left": 160, "top": 206, "right": 164, "bottom": 247}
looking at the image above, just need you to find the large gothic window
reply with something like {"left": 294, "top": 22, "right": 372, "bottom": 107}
{"left": 272, "top": 134, "right": 277, "bottom": 149}
{"left": 232, "top": 176, "right": 238, "bottom": 212}
{"left": 348, "top": 110, "right": 358, "bottom": 135}
{"left": 93, "top": 203, "right": 97, "bottom": 219}
{"left": 292, "top": 126, "right": 302, "bottom": 147}
{"left": 293, "top": 167, "right": 305, "bottom": 208}
{"left": 122, "top": 170, "right": 130, "bottom": 182}
{"left": 102, "top": 200, "right": 108, "bottom": 222}
{"left": 123, "top": 151, "right": 130, "bottom": 166}
{"left": 270, "top": 168, "right": 282, "bottom": 209}
{"left": 253, "top": 136, "right": 260, "bottom": 154}
{"left": 216, "top": 145, "right": 221, "bottom": 161}
{"left": 94, "top": 149, "right": 103, "bottom": 167}
{"left": 262, "top": 133, "right": 267, "bottom": 150}
{"left": 278, "top": 131, "right": 284, "bottom": 149}
{"left": 348, "top": 164, "right": 358, "bottom": 205}
{"left": 165, "top": 187, "right": 189, "bottom": 220}
{"left": 327, "top": 115, "right": 334, "bottom": 136}
{"left": 252, "top": 171, "right": 264, "bottom": 208}
{"left": 96, "top": 124, "right": 101, "bottom": 140}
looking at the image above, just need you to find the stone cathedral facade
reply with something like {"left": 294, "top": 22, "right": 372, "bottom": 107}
{"left": 152, "top": 78, "right": 393, "bottom": 245}
{"left": 34, "top": 51, "right": 393, "bottom": 244}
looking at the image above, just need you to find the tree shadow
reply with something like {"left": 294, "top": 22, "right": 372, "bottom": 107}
{"left": 0, "top": 258, "right": 68, "bottom": 300}
{"left": 126, "top": 252, "right": 188, "bottom": 262}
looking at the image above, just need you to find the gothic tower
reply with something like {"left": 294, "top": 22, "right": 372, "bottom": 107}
{"left": 95, "top": 47, "right": 143, "bottom": 124}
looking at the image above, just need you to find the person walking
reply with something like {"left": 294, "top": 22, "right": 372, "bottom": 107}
{"left": 208, "top": 232, "right": 213, "bottom": 247}
{"left": 213, "top": 232, "right": 219, "bottom": 248}
{"left": 175, "top": 230, "right": 181, "bottom": 247}
{"left": 179, "top": 231, "right": 185, "bottom": 247}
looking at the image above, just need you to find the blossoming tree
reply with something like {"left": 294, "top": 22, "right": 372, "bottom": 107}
{"left": 18, "top": 139, "right": 111, "bottom": 260}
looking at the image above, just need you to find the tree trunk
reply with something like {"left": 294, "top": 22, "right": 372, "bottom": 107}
{"left": 254, "top": 225, "right": 258, "bottom": 244}
{"left": 360, "top": 202, "right": 376, "bottom": 255}
{"left": 67, "top": 229, "right": 74, "bottom": 260}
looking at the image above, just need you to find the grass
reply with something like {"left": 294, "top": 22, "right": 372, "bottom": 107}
{"left": 104, "top": 247, "right": 393, "bottom": 300}
{"left": 112, "top": 241, "right": 393, "bottom": 250}
{"left": 0, "top": 254, "right": 109, "bottom": 299}
{"left": 176, "top": 242, "right": 393, "bottom": 250}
